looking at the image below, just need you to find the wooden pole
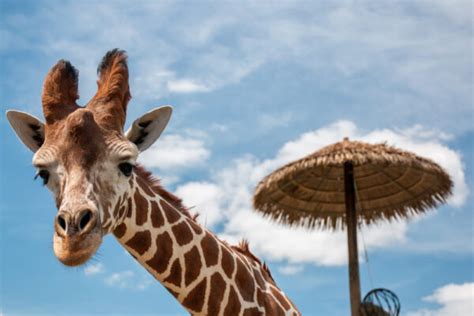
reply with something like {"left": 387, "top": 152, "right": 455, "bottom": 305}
{"left": 344, "top": 161, "right": 361, "bottom": 316}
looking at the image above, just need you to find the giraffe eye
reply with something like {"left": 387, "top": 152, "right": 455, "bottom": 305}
{"left": 35, "top": 169, "right": 50, "bottom": 185}
{"left": 118, "top": 163, "right": 133, "bottom": 177}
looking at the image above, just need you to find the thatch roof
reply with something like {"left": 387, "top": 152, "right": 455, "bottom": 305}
{"left": 253, "top": 138, "right": 453, "bottom": 230}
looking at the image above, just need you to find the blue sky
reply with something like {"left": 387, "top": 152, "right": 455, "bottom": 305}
{"left": 0, "top": 0, "right": 472, "bottom": 315}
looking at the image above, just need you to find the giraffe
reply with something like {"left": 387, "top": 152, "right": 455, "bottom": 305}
{"left": 6, "top": 49, "right": 300, "bottom": 316}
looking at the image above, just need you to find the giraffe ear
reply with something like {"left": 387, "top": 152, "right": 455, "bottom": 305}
{"left": 126, "top": 106, "right": 172, "bottom": 152}
{"left": 6, "top": 110, "right": 45, "bottom": 153}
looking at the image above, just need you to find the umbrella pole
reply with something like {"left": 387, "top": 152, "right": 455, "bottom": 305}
{"left": 344, "top": 162, "right": 361, "bottom": 316}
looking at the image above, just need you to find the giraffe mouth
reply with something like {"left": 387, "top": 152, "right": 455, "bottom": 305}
{"left": 53, "top": 229, "right": 102, "bottom": 266}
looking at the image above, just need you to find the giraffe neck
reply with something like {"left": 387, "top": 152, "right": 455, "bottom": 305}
{"left": 112, "top": 171, "right": 300, "bottom": 316}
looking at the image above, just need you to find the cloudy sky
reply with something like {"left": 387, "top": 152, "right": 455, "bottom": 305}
{"left": 1, "top": 0, "right": 472, "bottom": 315}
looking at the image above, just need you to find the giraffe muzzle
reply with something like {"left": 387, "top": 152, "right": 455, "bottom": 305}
{"left": 53, "top": 208, "right": 102, "bottom": 266}
{"left": 55, "top": 208, "right": 97, "bottom": 237}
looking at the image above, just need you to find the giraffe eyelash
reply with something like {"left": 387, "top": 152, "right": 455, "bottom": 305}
{"left": 34, "top": 169, "right": 50, "bottom": 185}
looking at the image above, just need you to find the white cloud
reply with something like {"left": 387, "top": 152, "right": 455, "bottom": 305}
{"left": 139, "top": 134, "right": 210, "bottom": 170}
{"left": 210, "top": 123, "right": 229, "bottom": 132}
{"left": 159, "top": 174, "right": 181, "bottom": 187}
{"left": 178, "top": 121, "right": 467, "bottom": 267}
{"left": 167, "top": 79, "right": 209, "bottom": 93}
{"left": 278, "top": 265, "right": 304, "bottom": 276}
{"left": 175, "top": 181, "right": 224, "bottom": 227}
{"left": 84, "top": 262, "right": 104, "bottom": 276}
{"left": 104, "top": 270, "right": 152, "bottom": 291}
{"left": 407, "top": 283, "right": 474, "bottom": 316}
{"left": 258, "top": 112, "right": 294, "bottom": 131}
{"left": 105, "top": 270, "right": 134, "bottom": 288}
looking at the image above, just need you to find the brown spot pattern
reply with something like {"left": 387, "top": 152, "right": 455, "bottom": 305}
{"left": 271, "top": 287, "right": 291, "bottom": 310}
{"left": 263, "top": 293, "right": 285, "bottom": 316}
{"left": 254, "top": 270, "right": 266, "bottom": 289}
{"left": 137, "top": 177, "right": 155, "bottom": 196}
{"left": 134, "top": 191, "right": 148, "bottom": 226}
{"left": 235, "top": 260, "right": 255, "bottom": 302}
{"left": 182, "top": 278, "right": 207, "bottom": 313}
{"left": 150, "top": 200, "right": 165, "bottom": 228}
{"left": 262, "top": 265, "right": 276, "bottom": 285}
{"left": 135, "top": 204, "right": 148, "bottom": 226}
{"left": 188, "top": 220, "right": 203, "bottom": 235}
{"left": 257, "top": 289, "right": 265, "bottom": 307}
{"left": 184, "top": 246, "right": 202, "bottom": 286}
{"left": 221, "top": 246, "right": 235, "bottom": 278}
{"left": 223, "top": 286, "right": 241, "bottom": 316}
{"left": 161, "top": 199, "right": 180, "bottom": 224}
{"left": 207, "top": 273, "right": 226, "bottom": 315}
{"left": 125, "top": 231, "right": 151, "bottom": 255}
{"left": 164, "top": 259, "right": 182, "bottom": 287}
{"left": 243, "top": 308, "right": 263, "bottom": 316}
{"left": 146, "top": 232, "right": 173, "bottom": 274}
{"left": 201, "top": 233, "right": 219, "bottom": 267}
{"left": 171, "top": 221, "right": 193, "bottom": 246}
{"left": 113, "top": 222, "right": 127, "bottom": 239}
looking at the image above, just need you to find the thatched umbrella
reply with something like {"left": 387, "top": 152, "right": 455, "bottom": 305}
{"left": 253, "top": 138, "right": 452, "bottom": 316}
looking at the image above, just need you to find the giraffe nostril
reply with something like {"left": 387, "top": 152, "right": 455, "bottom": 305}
{"left": 79, "top": 210, "right": 93, "bottom": 231}
{"left": 57, "top": 214, "right": 67, "bottom": 232}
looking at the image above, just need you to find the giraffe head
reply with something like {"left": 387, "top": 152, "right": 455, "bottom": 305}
{"left": 6, "top": 49, "right": 171, "bottom": 266}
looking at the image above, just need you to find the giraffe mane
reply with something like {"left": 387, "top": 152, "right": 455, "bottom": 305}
{"left": 231, "top": 239, "right": 276, "bottom": 285}
{"left": 134, "top": 165, "right": 195, "bottom": 219}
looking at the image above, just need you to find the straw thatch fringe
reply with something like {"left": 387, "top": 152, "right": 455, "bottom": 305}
{"left": 253, "top": 139, "right": 453, "bottom": 230}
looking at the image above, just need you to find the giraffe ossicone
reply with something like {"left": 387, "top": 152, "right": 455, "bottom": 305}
{"left": 6, "top": 49, "right": 300, "bottom": 315}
